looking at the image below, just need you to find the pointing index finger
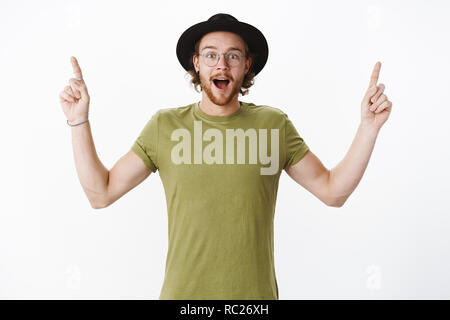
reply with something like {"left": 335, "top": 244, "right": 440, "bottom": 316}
{"left": 368, "top": 61, "right": 381, "bottom": 89}
{"left": 70, "top": 56, "right": 83, "bottom": 79}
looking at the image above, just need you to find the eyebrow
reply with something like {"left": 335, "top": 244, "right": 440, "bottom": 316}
{"left": 200, "top": 46, "right": 243, "bottom": 53}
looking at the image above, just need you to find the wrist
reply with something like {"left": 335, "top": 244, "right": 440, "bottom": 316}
{"left": 67, "top": 115, "right": 89, "bottom": 127}
{"left": 359, "top": 121, "right": 379, "bottom": 138}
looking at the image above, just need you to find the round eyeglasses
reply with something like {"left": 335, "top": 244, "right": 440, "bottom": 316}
{"left": 199, "top": 51, "right": 245, "bottom": 67}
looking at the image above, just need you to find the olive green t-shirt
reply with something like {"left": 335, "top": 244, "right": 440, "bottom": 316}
{"left": 131, "top": 100, "right": 309, "bottom": 300}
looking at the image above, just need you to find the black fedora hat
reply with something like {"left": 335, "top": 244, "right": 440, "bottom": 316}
{"left": 176, "top": 13, "right": 269, "bottom": 76}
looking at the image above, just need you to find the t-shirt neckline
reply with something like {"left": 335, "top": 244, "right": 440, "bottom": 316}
{"left": 194, "top": 100, "right": 247, "bottom": 122}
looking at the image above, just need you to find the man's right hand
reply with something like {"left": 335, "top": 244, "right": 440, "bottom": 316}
{"left": 59, "top": 56, "right": 90, "bottom": 123}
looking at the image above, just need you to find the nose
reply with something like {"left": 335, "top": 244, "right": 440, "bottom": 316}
{"left": 216, "top": 54, "right": 230, "bottom": 70}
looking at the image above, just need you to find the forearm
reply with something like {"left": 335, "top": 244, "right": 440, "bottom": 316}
{"left": 328, "top": 123, "right": 379, "bottom": 206}
{"left": 71, "top": 120, "right": 109, "bottom": 208}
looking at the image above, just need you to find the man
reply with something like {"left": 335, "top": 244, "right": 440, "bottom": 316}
{"left": 59, "top": 13, "right": 392, "bottom": 300}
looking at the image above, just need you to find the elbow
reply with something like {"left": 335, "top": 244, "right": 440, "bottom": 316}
{"left": 91, "top": 202, "right": 108, "bottom": 210}
{"left": 328, "top": 200, "right": 344, "bottom": 208}
{"left": 91, "top": 203, "right": 107, "bottom": 210}
{"left": 87, "top": 187, "right": 110, "bottom": 210}
{"left": 326, "top": 196, "right": 347, "bottom": 208}
{"left": 326, "top": 170, "right": 347, "bottom": 207}
{"left": 89, "top": 197, "right": 110, "bottom": 210}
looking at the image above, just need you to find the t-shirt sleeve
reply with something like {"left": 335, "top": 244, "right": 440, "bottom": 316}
{"left": 131, "top": 111, "right": 159, "bottom": 172}
{"left": 283, "top": 113, "right": 309, "bottom": 169}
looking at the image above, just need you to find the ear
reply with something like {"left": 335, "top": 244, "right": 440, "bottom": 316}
{"left": 245, "top": 56, "right": 253, "bottom": 74}
{"left": 193, "top": 54, "right": 199, "bottom": 73}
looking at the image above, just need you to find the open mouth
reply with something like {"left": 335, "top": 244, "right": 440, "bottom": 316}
{"left": 213, "top": 79, "right": 230, "bottom": 91}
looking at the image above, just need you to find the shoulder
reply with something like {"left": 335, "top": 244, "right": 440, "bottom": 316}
{"left": 153, "top": 103, "right": 194, "bottom": 120}
{"left": 244, "top": 102, "right": 289, "bottom": 123}
{"left": 247, "top": 102, "right": 287, "bottom": 115}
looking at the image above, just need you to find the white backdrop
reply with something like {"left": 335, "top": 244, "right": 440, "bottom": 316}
{"left": 1, "top": 0, "right": 449, "bottom": 299}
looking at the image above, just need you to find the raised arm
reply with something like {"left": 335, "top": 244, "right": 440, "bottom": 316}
{"left": 285, "top": 61, "right": 393, "bottom": 207}
{"left": 59, "top": 56, "right": 152, "bottom": 209}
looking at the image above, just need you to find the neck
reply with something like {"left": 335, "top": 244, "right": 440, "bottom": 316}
{"left": 199, "top": 94, "right": 240, "bottom": 117}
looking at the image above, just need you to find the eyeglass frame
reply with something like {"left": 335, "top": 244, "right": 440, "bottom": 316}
{"left": 197, "top": 50, "right": 248, "bottom": 67}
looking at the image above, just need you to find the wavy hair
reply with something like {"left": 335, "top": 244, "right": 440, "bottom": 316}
{"left": 186, "top": 38, "right": 258, "bottom": 96}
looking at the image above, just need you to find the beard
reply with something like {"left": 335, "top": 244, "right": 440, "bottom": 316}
{"left": 199, "top": 72, "right": 244, "bottom": 106}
